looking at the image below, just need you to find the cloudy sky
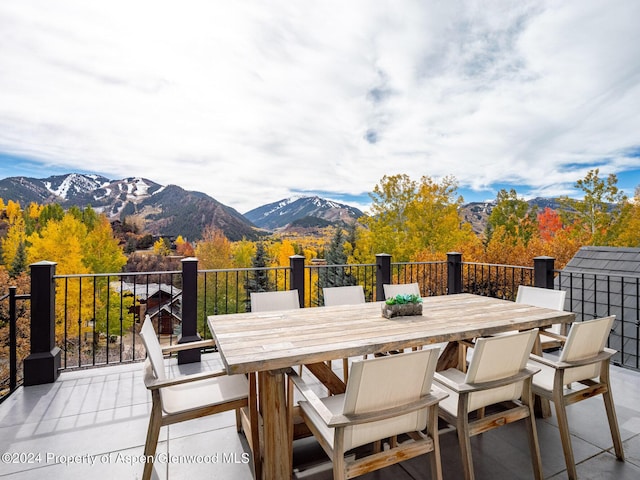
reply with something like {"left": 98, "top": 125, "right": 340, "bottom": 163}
{"left": 1, "top": 0, "right": 639, "bottom": 213}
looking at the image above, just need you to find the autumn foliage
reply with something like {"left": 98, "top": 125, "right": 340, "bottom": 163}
{"left": 1, "top": 168, "right": 638, "bottom": 345}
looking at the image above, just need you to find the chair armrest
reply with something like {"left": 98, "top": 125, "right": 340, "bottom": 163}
{"left": 144, "top": 367, "right": 228, "bottom": 390}
{"left": 328, "top": 389, "right": 448, "bottom": 428}
{"left": 161, "top": 339, "right": 217, "bottom": 354}
{"left": 529, "top": 348, "right": 615, "bottom": 370}
{"left": 434, "top": 367, "right": 539, "bottom": 394}
{"left": 288, "top": 368, "right": 336, "bottom": 426}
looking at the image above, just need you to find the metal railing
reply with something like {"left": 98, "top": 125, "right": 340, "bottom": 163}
{"left": 461, "top": 262, "right": 535, "bottom": 300}
{"left": 556, "top": 269, "right": 640, "bottom": 370}
{"left": 0, "top": 287, "right": 30, "bottom": 403}
{"left": 391, "top": 261, "right": 448, "bottom": 297}
{"left": 5, "top": 253, "right": 640, "bottom": 401}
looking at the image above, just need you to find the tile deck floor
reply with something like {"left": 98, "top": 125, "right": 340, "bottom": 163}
{"left": 1, "top": 353, "right": 640, "bottom": 480}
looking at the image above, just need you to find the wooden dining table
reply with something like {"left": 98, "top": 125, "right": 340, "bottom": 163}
{"left": 208, "top": 292, "right": 575, "bottom": 480}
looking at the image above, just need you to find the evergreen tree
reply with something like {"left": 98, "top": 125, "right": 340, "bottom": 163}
{"left": 9, "top": 241, "right": 27, "bottom": 277}
{"left": 319, "top": 227, "right": 356, "bottom": 292}
{"left": 245, "top": 242, "right": 271, "bottom": 310}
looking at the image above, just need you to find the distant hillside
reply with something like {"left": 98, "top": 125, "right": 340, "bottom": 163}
{"left": 0, "top": 174, "right": 258, "bottom": 241}
{"left": 459, "top": 197, "right": 565, "bottom": 235}
{"left": 245, "top": 196, "right": 364, "bottom": 230}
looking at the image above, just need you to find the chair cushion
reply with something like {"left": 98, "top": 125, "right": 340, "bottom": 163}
{"left": 161, "top": 373, "right": 249, "bottom": 415}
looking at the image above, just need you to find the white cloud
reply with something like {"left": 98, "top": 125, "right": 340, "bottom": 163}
{"left": 0, "top": 0, "right": 639, "bottom": 213}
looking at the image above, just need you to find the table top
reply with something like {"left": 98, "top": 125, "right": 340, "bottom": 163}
{"left": 208, "top": 293, "right": 575, "bottom": 375}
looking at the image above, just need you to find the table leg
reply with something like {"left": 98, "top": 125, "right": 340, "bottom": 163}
{"left": 532, "top": 335, "right": 552, "bottom": 418}
{"left": 436, "top": 341, "right": 462, "bottom": 371}
{"left": 259, "top": 370, "right": 291, "bottom": 480}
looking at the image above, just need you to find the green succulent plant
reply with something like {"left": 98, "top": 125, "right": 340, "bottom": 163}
{"left": 385, "top": 294, "right": 423, "bottom": 305}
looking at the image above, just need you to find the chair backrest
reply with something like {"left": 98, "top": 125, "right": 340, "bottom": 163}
{"left": 383, "top": 282, "right": 421, "bottom": 300}
{"left": 516, "top": 285, "right": 566, "bottom": 311}
{"left": 341, "top": 347, "right": 440, "bottom": 450}
{"left": 559, "top": 316, "right": 615, "bottom": 384}
{"left": 323, "top": 285, "right": 365, "bottom": 306}
{"left": 465, "top": 329, "right": 538, "bottom": 411}
{"left": 250, "top": 290, "right": 300, "bottom": 312}
{"left": 140, "top": 316, "right": 166, "bottom": 381}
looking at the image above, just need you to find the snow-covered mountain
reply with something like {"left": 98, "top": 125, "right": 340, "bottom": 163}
{"left": 0, "top": 173, "right": 257, "bottom": 241}
{"left": 244, "top": 195, "right": 364, "bottom": 230}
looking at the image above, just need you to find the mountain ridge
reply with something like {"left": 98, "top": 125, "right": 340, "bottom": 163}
{"left": 0, "top": 173, "right": 566, "bottom": 239}
{"left": 244, "top": 195, "right": 365, "bottom": 230}
{"left": 0, "top": 174, "right": 368, "bottom": 240}
{"left": 0, "top": 174, "right": 257, "bottom": 241}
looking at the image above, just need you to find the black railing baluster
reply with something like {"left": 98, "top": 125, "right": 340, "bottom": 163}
{"left": 23, "top": 256, "right": 637, "bottom": 387}
{"left": 9, "top": 287, "right": 17, "bottom": 392}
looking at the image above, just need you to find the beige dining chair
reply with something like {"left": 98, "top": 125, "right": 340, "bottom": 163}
{"left": 528, "top": 315, "right": 624, "bottom": 480}
{"left": 461, "top": 285, "right": 568, "bottom": 367}
{"left": 516, "top": 285, "right": 568, "bottom": 350}
{"left": 323, "top": 285, "right": 366, "bottom": 306}
{"left": 383, "top": 282, "right": 421, "bottom": 299}
{"left": 434, "top": 329, "right": 542, "bottom": 480}
{"left": 323, "top": 285, "right": 366, "bottom": 383}
{"left": 289, "top": 348, "right": 447, "bottom": 480}
{"left": 139, "top": 316, "right": 260, "bottom": 480}
{"left": 250, "top": 289, "right": 300, "bottom": 312}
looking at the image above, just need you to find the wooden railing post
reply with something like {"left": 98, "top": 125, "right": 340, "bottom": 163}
{"left": 376, "top": 254, "right": 392, "bottom": 301}
{"left": 534, "top": 256, "right": 555, "bottom": 289}
{"left": 24, "top": 261, "right": 61, "bottom": 386}
{"left": 290, "top": 255, "right": 306, "bottom": 308}
{"left": 447, "top": 252, "right": 463, "bottom": 294}
{"left": 178, "top": 257, "right": 201, "bottom": 364}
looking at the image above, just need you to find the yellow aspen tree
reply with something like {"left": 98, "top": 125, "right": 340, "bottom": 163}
{"left": 5, "top": 200, "right": 22, "bottom": 224}
{"left": 27, "top": 202, "right": 43, "bottom": 220}
{"left": 196, "top": 227, "right": 233, "bottom": 269}
{"left": 232, "top": 239, "right": 256, "bottom": 268}
{"left": 83, "top": 215, "right": 127, "bottom": 273}
{"left": 26, "top": 214, "right": 90, "bottom": 342}
{"left": 153, "top": 238, "right": 171, "bottom": 256}
{"left": 1, "top": 215, "right": 26, "bottom": 268}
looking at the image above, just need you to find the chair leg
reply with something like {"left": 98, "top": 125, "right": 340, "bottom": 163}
{"left": 553, "top": 395, "right": 578, "bottom": 480}
{"left": 457, "top": 398, "right": 475, "bottom": 480}
{"left": 523, "top": 383, "right": 543, "bottom": 480}
{"left": 333, "top": 429, "right": 347, "bottom": 480}
{"left": 143, "top": 398, "right": 163, "bottom": 480}
{"left": 602, "top": 387, "right": 625, "bottom": 460}
{"left": 427, "top": 405, "right": 443, "bottom": 480}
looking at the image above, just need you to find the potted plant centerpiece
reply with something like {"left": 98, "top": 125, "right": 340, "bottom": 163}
{"left": 382, "top": 294, "right": 423, "bottom": 319}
